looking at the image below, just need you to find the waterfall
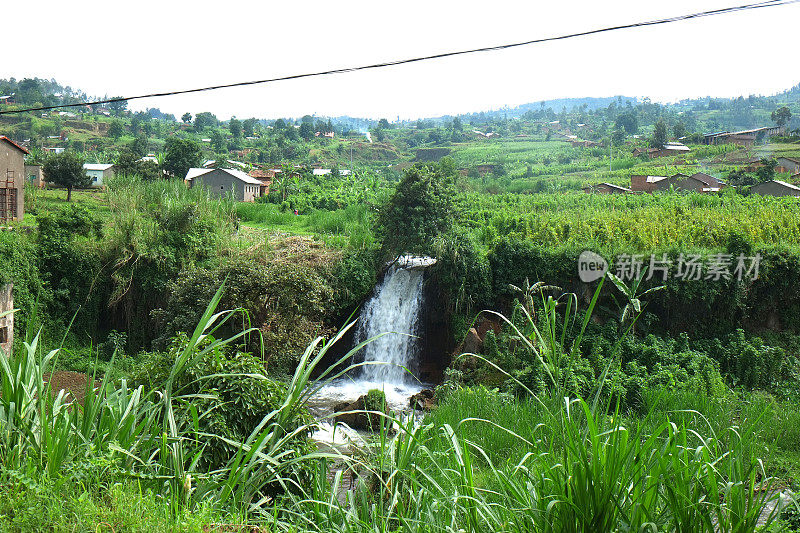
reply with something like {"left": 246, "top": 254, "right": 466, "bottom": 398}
{"left": 356, "top": 257, "right": 433, "bottom": 384}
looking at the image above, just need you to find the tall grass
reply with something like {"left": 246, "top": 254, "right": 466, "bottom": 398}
{"left": 269, "top": 278, "right": 791, "bottom": 532}
{"left": 0, "top": 280, "right": 792, "bottom": 531}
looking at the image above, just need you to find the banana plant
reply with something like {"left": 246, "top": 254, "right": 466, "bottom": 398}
{"left": 606, "top": 268, "right": 665, "bottom": 328}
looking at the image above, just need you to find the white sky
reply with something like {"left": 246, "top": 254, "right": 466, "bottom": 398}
{"left": 4, "top": 1, "right": 799, "bottom": 120}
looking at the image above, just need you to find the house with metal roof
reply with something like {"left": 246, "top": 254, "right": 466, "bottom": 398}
{"left": 630, "top": 175, "right": 669, "bottom": 192}
{"left": 83, "top": 163, "right": 115, "bottom": 188}
{"left": 632, "top": 143, "right": 691, "bottom": 158}
{"left": 750, "top": 180, "right": 800, "bottom": 197}
{"left": 184, "top": 168, "right": 262, "bottom": 202}
{"left": 776, "top": 157, "right": 800, "bottom": 174}
{"left": 703, "top": 126, "right": 784, "bottom": 147}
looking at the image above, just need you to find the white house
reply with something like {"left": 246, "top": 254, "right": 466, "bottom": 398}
{"left": 83, "top": 163, "right": 115, "bottom": 187}
{"left": 312, "top": 168, "right": 351, "bottom": 176}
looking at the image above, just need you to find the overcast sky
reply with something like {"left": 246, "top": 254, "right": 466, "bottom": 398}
{"left": 4, "top": 1, "right": 799, "bottom": 120}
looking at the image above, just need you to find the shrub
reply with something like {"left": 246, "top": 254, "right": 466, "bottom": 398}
{"left": 0, "top": 230, "right": 43, "bottom": 336}
{"left": 131, "top": 333, "right": 311, "bottom": 470}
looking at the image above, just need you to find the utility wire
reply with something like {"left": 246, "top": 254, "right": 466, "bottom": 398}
{"left": 1, "top": 0, "right": 798, "bottom": 115}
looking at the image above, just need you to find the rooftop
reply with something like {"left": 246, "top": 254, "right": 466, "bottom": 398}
{"left": 184, "top": 167, "right": 262, "bottom": 185}
{"left": 0, "top": 136, "right": 30, "bottom": 155}
{"left": 83, "top": 163, "right": 114, "bottom": 171}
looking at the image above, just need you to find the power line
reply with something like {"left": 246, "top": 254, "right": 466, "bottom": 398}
{"left": 1, "top": 0, "right": 797, "bottom": 116}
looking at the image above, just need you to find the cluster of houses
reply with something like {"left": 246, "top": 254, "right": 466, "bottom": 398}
{"left": 585, "top": 170, "right": 800, "bottom": 197}
{"left": 182, "top": 164, "right": 352, "bottom": 202}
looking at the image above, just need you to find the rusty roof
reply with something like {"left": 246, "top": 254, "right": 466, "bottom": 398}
{"left": 0, "top": 136, "right": 30, "bottom": 155}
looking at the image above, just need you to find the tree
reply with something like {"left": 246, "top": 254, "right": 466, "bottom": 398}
{"left": 651, "top": 119, "right": 668, "bottom": 149}
{"left": 673, "top": 121, "right": 687, "bottom": 139}
{"left": 211, "top": 156, "right": 233, "bottom": 169}
{"left": 163, "top": 137, "right": 202, "bottom": 178}
{"left": 108, "top": 121, "right": 124, "bottom": 139}
{"left": 194, "top": 112, "right": 218, "bottom": 132}
{"left": 299, "top": 121, "right": 314, "bottom": 140}
{"left": 108, "top": 97, "right": 128, "bottom": 114}
{"left": 377, "top": 163, "right": 456, "bottom": 258}
{"left": 131, "top": 134, "right": 148, "bottom": 157}
{"left": 771, "top": 106, "right": 792, "bottom": 127}
{"left": 211, "top": 130, "right": 227, "bottom": 153}
{"left": 273, "top": 118, "right": 287, "bottom": 131}
{"left": 615, "top": 112, "right": 638, "bottom": 134}
{"left": 726, "top": 169, "right": 755, "bottom": 187}
{"left": 755, "top": 158, "right": 777, "bottom": 183}
{"left": 242, "top": 118, "right": 257, "bottom": 137}
{"left": 611, "top": 129, "right": 625, "bottom": 146}
{"left": 229, "top": 117, "right": 242, "bottom": 139}
{"left": 181, "top": 112, "right": 192, "bottom": 124}
{"left": 378, "top": 118, "right": 391, "bottom": 129}
{"left": 42, "top": 151, "right": 91, "bottom": 201}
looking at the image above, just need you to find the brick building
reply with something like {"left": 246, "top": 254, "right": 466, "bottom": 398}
{"left": 0, "top": 136, "right": 28, "bottom": 221}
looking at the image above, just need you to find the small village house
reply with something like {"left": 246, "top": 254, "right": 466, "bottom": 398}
{"left": 0, "top": 283, "right": 13, "bottom": 356}
{"left": 630, "top": 175, "right": 669, "bottom": 193}
{"left": 703, "top": 126, "right": 784, "bottom": 147}
{"left": 583, "top": 182, "right": 632, "bottom": 194}
{"left": 185, "top": 168, "right": 262, "bottom": 202}
{"left": 776, "top": 157, "right": 800, "bottom": 174}
{"left": 248, "top": 168, "right": 277, "bottom": 197}
{"left": 750, "top": 180, "right": 800, "bottom": 197}
{"left": 632, "top": 172, "right": 727, "bottom": 194}
{"left": 312, "top": 168, "right": 352, "bottom": 176}
{"left": 83, "top": 163, "right": 115, "bottom": 188}
{"left": 0, "top": 136, "right": 28, "bottom": 221}
{"left": 25, "top": 164, "right": 44, "bottom": 188}
{"left": 632, "top": 142, "right": 691, "bottom": 159}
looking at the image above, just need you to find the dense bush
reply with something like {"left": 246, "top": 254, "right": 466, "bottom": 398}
{"left": 132, "top": 333, "right": 311, "bottom": 471}
{"left": 0, "top": 230, "right": 42, "bottom": 336}
{"left": 432, "top": 226, "right": 491, "bottom": 315}
{"left": 103, "top": 177, "right": 237, "bottom": 348}
{"left": 330, "top": 246, "right": 380, "bottom": 316}
{"left": 152, "top": 258, "right": 335, "bottom": 375}
{"left": 36, "top": 204, "right": 106, "bottom": 336}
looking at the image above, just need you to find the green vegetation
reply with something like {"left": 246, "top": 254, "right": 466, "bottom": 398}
{"left": 3, "top": 77, "right": 800, "bottom": 530}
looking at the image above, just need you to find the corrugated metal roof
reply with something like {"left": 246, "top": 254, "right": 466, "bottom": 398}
{"left": 185, "top": 168, "right": 212, "bottom": 181}
{"left": 83, "top": 163, "right": 114, "bottom": 171}
{"left": 772, "top": 180, "right": 800, "bottom": 191}
{"left": 664, "top": 143, "right": 691, "bottom": 151}
{"left": 185, "top": 167, "right": 261, "bottom": 185}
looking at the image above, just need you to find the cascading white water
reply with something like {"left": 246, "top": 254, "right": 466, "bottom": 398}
{"left": 356, "top": 260, "right": 426, "bottom": 384}
{"left": 309, "top": 256, "right": 435, "bottom": 445}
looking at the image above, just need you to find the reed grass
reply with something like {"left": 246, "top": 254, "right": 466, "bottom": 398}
{"left": 0, "top": 280, "right": 793, "bottom": 531}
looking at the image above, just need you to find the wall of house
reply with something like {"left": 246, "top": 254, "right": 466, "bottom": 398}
{"left": 0, "top": 283, "right": 13, "bottom": 356}
{"left": 190, "top": 170, "right": 261, "bottom": 202}
{"left": 86, "top": 170, "right": 104, "bottom": 187}
{"left": 777, "top": 159, "right": 800, "bottom": 174}
{"left": 0, "top": 142, "right": 25, "bottom": 221}
{"left": 24, "top": 165, "right": 44, "bottom": 188}
{"left": 630, "top": 175, "right": 660, "bottom": 193}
